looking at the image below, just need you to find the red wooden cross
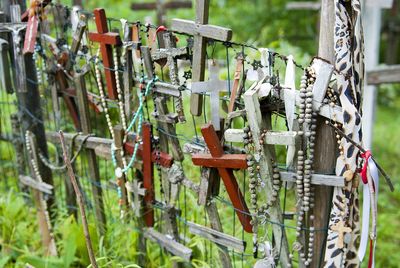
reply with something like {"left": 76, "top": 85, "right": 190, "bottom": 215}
{"left": 191, "top": 124, "right": 252, "bottom": 233}
{"left": 124, "top": 123, "right": 173, "bottom": 227}
{"left": 88, "top": 8, "right": 122, "bottom": 100}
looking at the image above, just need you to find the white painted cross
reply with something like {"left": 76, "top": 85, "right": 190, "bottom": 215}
{"left": 126, "top": 180, "right": 146, "bottom": 217}
{"left": 191, "top": 60, "right": 228, "bottom": 131}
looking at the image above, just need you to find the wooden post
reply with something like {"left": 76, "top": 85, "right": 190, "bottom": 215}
{"left": 311, "top": 0, "right": 336, "bottom": 266}
{"left": 75, "top": 72, "right": 107, "bottom": 235}
{"left": 362, "top": 2, "right": 384, "bottom": 149}
{"left": 2, "top": 1, "right": 55, "bottom": 220}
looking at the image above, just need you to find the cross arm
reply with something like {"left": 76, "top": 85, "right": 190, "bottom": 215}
{"left": 192, "top": 154, "right": 247, "bottom": 169}
{"left": 224, "top": 129, "right": 298, "bottom": 146}
{"left": 88, "top": 32, "right": 122, "bottom": 45}
{"left": 171, "top": 19, "right": 232, "bottom": 41}
{"left": 151, "top": 47, "right": 187, "bottom": 61}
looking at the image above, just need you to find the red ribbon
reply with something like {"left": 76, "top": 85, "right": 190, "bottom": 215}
{"left": 360, "top": 150, "right": 372, "bottom": 184}
{"left": 153, "top": 26, "right": 168, "bottom": 42}
{"left": 368, "top": 239, "right": 374, "bottom": 268}
{"left": 361, "top": 150, "right": 376, "bottom": 268}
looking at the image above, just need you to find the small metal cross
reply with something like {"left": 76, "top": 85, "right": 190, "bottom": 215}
{"left": 191, "top": 60, "right": 229, "bottom": 131}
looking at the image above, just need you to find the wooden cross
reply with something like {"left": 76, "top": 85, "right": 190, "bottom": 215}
{"left": 330, "top": 220, "right": 352, "bottom": 248}
{"left": 276, "top": 58, "right": 343, "bottom": 123}
{"left": 152, "top": 31, "right": 187, "bottom": 85}
{"left": 88, "top": 8, "right": 122, "bottom": 99}
{"left": 191, "top": 123, "right": 252, "bottom": 233}
{"left": 152, "top": 31, "right": 187, "bottom": 122}
{"left": 131, "top": 0, "right": 192, "bottom": 26}
{"left": 191, "top": 60, "right": 229, "bottom": 131}
{"left": 125, "top": 180, "right": 146, "bottom": 217}
{"left": 123, "top": 122, "right": 174, "bottom": 227}
{"left": 171, "top": 0, "right": 233, "bottom": 116}
{"left": 243, "top": 86, "right": 291, "bottom": 265}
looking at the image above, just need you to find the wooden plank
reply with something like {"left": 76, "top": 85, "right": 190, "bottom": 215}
{"left": 19, "top": 175, "right": 53, "bottom": 195}
{"left": 224, "top": 128, "right": 297, "bottom": 146}
{"left": 144, "top": 228, "right": 192, "bottom": 261}
{"left": 279, "top": 172, "right": 345, "bottom": 187}
{"left": 140, "top": 46, "right": 154, "bottom": 80}
{"left": 367, "top": 64, "right": 400, "bottom": 85}
{"left": 75, "top": 73, "right": 107, "bottom": 235}
{"left": 204, "top": 203, "right": 233, "bottom": 268}
{"left": 113, "top": 125, "right": 130, "bottom": 211}
{"left": 187, "top": 221, "right": 246, "bottom": 252}
{"left": 243, "top": 88, "right": 290, "bottom": 266}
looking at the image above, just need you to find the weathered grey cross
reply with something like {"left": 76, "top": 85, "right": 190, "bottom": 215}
{"left": 152, "top": 31, "right": 187, "bottom": 122}
{"left": 126, "top": 180, "right": 147, "bottom": 217}
{"left": 171, "top": 0, "right": 233, "bottom": 116}
{"left": 191, "top": 60, "right": 228, "bottom": 131}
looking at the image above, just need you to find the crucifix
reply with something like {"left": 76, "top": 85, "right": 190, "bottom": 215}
{"left": 0, "top": 5, "right": 27, "bottom": 93}
{"left": 131, "top": 0, "right": 192, "bottom": 26}
{"left": 152, "top": 31, "right": 188, "bottom": 122}
{"left": 330, "top": 220, "right": 352, "bottom": 249}
{"left": 171, "top": 0, "right": 233, "bottom": 116}
{"left": 191, "top": 123, "right": 252, "bottom": 233}
{"left": 191, "top": 60, "right": 229, "bottom": 131}
{"left": 88, "top": 8, "right": 122, "bottom": 100}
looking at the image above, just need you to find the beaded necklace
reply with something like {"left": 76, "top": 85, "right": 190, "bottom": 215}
{"left": 288, "top": 66, "right": 318, "bottom": 267}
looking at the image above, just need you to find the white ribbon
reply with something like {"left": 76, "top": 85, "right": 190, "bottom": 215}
{"left": 283, "top": 55, "right": 296, "bottom": 168}
{"left": 358, "top": 157, "right": 379, "bottom": 266}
